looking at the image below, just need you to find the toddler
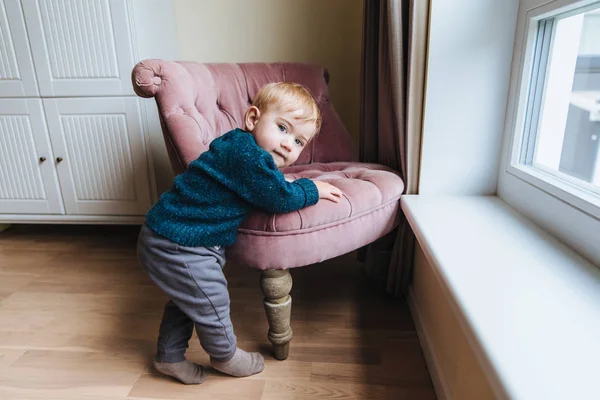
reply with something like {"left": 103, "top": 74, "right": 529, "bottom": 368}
{"left": 137, "top": 82, "right": 342, "bottom": 384}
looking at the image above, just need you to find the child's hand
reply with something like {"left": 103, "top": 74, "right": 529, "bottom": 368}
{"left": 313, "top": 180, "right": 342, "bottom": 203}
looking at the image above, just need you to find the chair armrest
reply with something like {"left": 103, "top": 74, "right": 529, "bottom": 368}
{"left": 131, "top": 59, "right": 196, "bottom": 101}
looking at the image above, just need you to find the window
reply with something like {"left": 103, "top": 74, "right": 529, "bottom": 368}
{"left": 507, "top": 1, "right": 600, "bottom": 219}
{"left": 498, "top": 0, "right": 600, "bottom": 267}
{"left": 525, "top": 9, "right": 600, "bottom": 183}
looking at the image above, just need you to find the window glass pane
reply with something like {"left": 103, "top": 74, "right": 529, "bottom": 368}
{"left": 531, "top": 7, "right": 600, "bottom": 188}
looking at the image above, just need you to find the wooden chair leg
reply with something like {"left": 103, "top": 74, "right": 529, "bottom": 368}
{"left": 260, "top": 269, "right": 293, "bottom": 360}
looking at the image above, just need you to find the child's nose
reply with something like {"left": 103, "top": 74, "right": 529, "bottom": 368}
{"left": 281, "top": 139, "right": 292, "bottom": 151}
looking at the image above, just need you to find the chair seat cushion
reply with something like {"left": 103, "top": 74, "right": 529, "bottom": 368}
{"left": 227, "top": 162, "right": 404, "bottom": 270}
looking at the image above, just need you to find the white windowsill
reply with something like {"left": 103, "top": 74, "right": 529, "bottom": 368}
{"left": 402, "top": 195, "right": 600, "bottom": 400}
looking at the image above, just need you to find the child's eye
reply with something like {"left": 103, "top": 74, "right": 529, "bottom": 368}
{"left": 278, "top": 125, "right": 287, "bottom": 133}
{"left": 295, "top": 138, "right": 304, "bottom": 146}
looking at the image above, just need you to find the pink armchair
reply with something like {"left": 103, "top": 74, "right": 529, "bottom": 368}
{"left": 132, "top": 60, "right": 404, "bottom": 360}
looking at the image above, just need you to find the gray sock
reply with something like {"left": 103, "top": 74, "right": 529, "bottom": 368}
{"left": 153, "top": 359, "right": 208, "bottom": 384}
{"left": 210, "top": 348, "right": 264, "bottom": 377}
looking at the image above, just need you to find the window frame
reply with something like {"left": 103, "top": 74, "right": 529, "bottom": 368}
{"left": 497, "top": 0, "right": 600, "bottom": 267}
{"left": 504, "top": 0, "right": 600, "bottom": 220}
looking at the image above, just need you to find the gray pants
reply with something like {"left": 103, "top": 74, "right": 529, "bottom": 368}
{"left": 136, "top": 224, "right": 236, "bottom": 363}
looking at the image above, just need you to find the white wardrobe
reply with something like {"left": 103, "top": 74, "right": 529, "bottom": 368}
{"left": 0, "top": 0, "right": 177, "bottom": 223}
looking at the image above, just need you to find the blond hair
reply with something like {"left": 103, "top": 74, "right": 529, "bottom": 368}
{"left": 252, "top": 82, "right": 322, "bottom": 135}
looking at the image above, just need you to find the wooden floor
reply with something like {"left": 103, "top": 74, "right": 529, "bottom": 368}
{"left": 0, "top": 224, "right": 436, "bottom": 400}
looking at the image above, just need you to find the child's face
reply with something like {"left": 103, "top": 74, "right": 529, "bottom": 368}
{"left": 245, "top": 103, "right": 316, "bottom": 168}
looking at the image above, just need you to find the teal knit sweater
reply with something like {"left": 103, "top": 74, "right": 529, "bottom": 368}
{"left": 145, "top": 128, "right": 319, "bottom": 247}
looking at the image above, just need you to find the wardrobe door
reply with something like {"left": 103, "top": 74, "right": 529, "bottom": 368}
{"left": 0, "top": 99, "right": 63, "bottom": 214}
{"left": 0, "top": 0, "right": 38, "bottom": 97}
{"left": 43, "top": 97, "right": 152, "bottom": 216}
{"left": 21, "top": 0, "right": 135, "bottom": 96}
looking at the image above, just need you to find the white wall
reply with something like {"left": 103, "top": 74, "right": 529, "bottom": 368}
{"left": 173, "top": 0, "right": 363, "bottom": 144}
{"left": 130, "top": 0, "right": 180, "bottom": 62}
{"left": 418, "top": 0, "right": 519, "bottom": 195}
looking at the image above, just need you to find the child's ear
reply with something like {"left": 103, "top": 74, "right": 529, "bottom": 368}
{"left": 244, "top": 106, "right": 261, "bottom": 132}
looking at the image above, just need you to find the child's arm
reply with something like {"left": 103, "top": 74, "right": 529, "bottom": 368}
{"left": 198, "top": 137, "right": 316, "bottom": 213}
{"left": 285, "top": 178, "right": 342, "bottom": 202}
{"left": 227, "top": 154, "right": 318, "bottom": 213}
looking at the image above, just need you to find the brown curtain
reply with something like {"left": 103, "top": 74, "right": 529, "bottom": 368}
{"left": 360, "top": 0, "right": 429, "bottom": 297}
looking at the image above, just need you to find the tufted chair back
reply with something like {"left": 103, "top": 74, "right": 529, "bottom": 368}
{"left": 132, "top": 60, "right": 357, "bottom": 175}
